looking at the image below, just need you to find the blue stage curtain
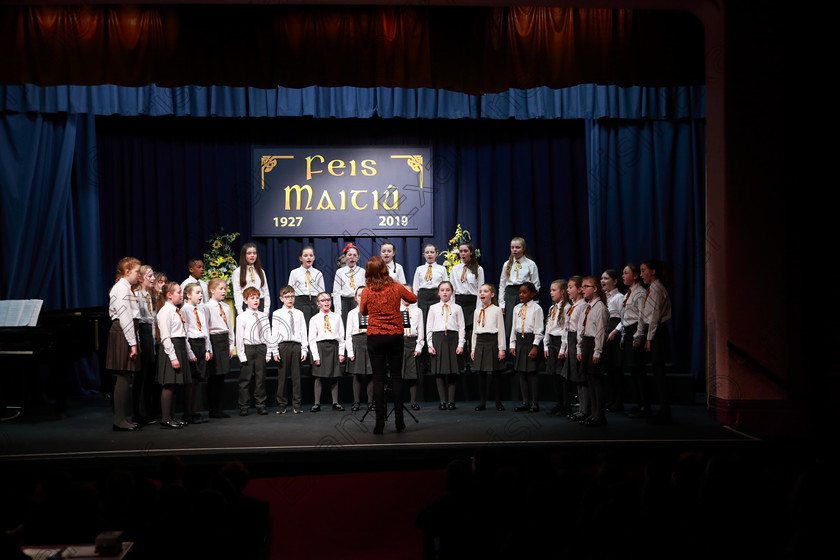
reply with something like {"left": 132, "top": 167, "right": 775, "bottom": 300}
{"left": 94, "top": 117, "right": 589, "bottom": 316}
{"left": 0, "top": 113, "right": 102, "bottom": 308}
{"left": 586, "top": 118, "right": 705, "bottom": 375}
{"left": 0, "top": 84, "right": 703, "bottom": 120}
{"left": 1, "top": 83, "right": 705, "bottom": 376}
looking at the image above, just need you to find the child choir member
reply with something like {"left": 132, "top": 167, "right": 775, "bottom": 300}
{"left": 205, "top": 277, "right": 234, "bottom": 418}
{"left": 180, "top": 258, "right": 209, "bottom": 302}
{"left": 471, "top": 283, "right": 506, "bottom": 411}
{"left": 156, "top": 282, "right": 191, "bottom": 429}
{"left": 560, "top": 276, "right": 587, "bottom": 421}
{"left": 345, "top": 287, "right": 373, "bottom": 411}
{"left": 133, "top": 265, "right": 158, "bottom": 424}
{"left": 181, "top": 283, "right": 211, "bottom": 423}
{"left": 544, "top": 279, "right": 571, "bottom": 416}
{"left": 233, "top": 242, "right": 270, "bottom": 313}
{"left": 380, "top": 241, "right": 406, "bottom": 284}
{"left": 510, "top": 282, "right": 544, "bottom": 412}
{"left": 308, "top": 292, "right": 346, "bottom": 412}
{"left": 610, "top": 265, "right": 649, "bottom": 418}
{"left": 450, "top": 243, "right": 483, "bottom": 374}
{"left": 601, "top": 269, "right": 625, "bottom": 412}
{"left": 271, "top": 285, "right": 308, "bottom": 414}
{"left": 498, "top": 237, "right": 540, "bottom": 344}
{"left": 236, "top": 286, "right": 272, "bottom": 416}
{"left": 575, "top": 276, "right": 610, "bottom": 426}
{"left": 426, "top": 281, "right": 465, "bottom": 410}
{"left": 634, "top": 259, "right": 673, "bottom": 424}
{"left": 401, "top": 285, "right": 425, "bottom": 410}
{"left": 333, "top": 243, "right": 365, "bottom": 329}
{"left": 107, "top": 257, "right": 143, "bottom": 431}
{"left": 288, "top": 245, "right": 323, "bottom": 327}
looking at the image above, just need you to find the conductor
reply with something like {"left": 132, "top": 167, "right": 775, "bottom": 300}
{"left": 359, "top": 256, "right": 418, "bottom": 434}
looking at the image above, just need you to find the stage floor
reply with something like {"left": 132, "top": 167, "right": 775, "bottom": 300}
{"left": 0, "top": 395, "right": 757, "bottom": 474}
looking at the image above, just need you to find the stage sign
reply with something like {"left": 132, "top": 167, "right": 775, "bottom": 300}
{"left": 252, "top": 146, "right": 434, "bottom": 237}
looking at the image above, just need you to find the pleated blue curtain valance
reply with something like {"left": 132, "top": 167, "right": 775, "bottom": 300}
{"left": 1, "top": 84, "right": 704, "bottom": 120}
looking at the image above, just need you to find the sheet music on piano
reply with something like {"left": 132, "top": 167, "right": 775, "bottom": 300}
{"left": 0, "top": 299, "right": 43, "bottom": 327}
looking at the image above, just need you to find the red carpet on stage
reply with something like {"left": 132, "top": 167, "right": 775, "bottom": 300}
{"left": 244, "top": 470, "right": 446, "bottom": 560}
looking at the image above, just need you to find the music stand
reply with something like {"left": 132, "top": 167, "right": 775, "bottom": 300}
{"left": 359, "top": 379, "right": 419, "bottom": 425}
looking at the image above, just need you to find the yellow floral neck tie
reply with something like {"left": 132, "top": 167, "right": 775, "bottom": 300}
{"left": 194, "top": 308, "right": 201, "bottom": 330}
{"left": 425, "top": 264, "right": 432, "bottom": 281}
{"left": 514, "top": 261, "right": 521, "bottom": 280}
{"left": 324, "top": 313, "right": 331, "bottom": 332}
{"left": 478, "top": 304, "right": 489, "bottom": 327}
{"left": 519, "top": 303, "right": 527, "bottom": 333}
{"left": 249, "top": 266, "right": 256, "bottom": 283}
{"left": 219, "top": 304, "right": 229, "bottom": 329}
{"left": 582, "top": 304, "right": 592, "bottom": 336}
{"left": 442, "top": 303, "right": 450, "bottom": 334}
{"left": 305, "top": 270, "right": 311, "bottom": 296}
{"left": 349, "top": 268, "right": 356, "bottom": 290}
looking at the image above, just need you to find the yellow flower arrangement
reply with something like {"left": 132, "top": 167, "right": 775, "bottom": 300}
{"left": 440, "top": 224, "right": 481, "bottom": 274}
{"left": 202, "top": 230, "right": 240, "bottom": 292}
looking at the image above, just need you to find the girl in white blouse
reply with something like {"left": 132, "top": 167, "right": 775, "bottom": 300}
{"left": 288, "top": 245, "right": 324, "bottom": 327}
{"left": 634, "top": 259, "right": 673, "bottom": 424}
{"left": 510, "top": 282, "right": 544, "bottom": 413}
{"left": 380, "top": 241, "right": 406, "bottom": 284}
{"left": 471, "top": 283, "right": 507, "bottom": 411}
{"left": 575, "top": 276, "right": 610, "bottom": 426}
{"left": 426, "top": 281, "right": 465, "bottom": 410}
{"left": 498, "top": 237, "right": 540, "bottom": 349}
{"left": 107, "top": 257, "right": 142, "bottom": 431}
{"left": 233, "top": 242, "right": 270, "bottom": 314}
{"left": 450, "top": 243, "right": 484, "bottom": 374}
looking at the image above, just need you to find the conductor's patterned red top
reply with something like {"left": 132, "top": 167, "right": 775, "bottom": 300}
{"left": 359, "top": 282, "right": 417, "bottom": 336}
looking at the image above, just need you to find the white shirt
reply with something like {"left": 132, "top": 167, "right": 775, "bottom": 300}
{"left": 413, "top": 262, "right": 448, "bottom": 292}
{"left": 308, "top": 310, "right": 345, "bottom": 361}
{"left": 344, "top": 308, "right": 367, "bottom": 359}
{"left": 425, "top": 301, "right": 466, "bottom": 350}
{"left": 636, "top": 279, "right": 671, "bottom": 342}
{"left": 157, "top": 301, "right": 187, "bottom": 362}
{"left": 449, "top": 262, "right": 484, "bottom": 306}
{"left": 559, "top": 298, "right": 586, "bottom": 355}
{"left": 181, "top": 302, "right": 212, "bottom": 360}
{"left": 402, "top": 303, "right": 425, "bottom": 353}
{"left": 235, "top": 308, "right": 271, "bottom": 362}
{"left": 232, "top": 265, "right": 271, "bottom": 315}
{"left": 509, "top": 300, "right": 544, "bottom": 349}
{"left": 498, "top": 257, "right": 540, "bottom": 310}
{"left": 205, "top": 298, "right": 235, "bottom": 351}
{"left": 333, "top": 265, "right": 365, "bottom": 316}
{"left": 180, "top": 276, "right": 210, "bottom": 303}
{"left": 385, "top": 261, "right": 407, "bottom": 284}
{"left": 288, "top": 266, "right": 325, "bottom": 298}
{"left": 471, "top": 304, "right": 506, "bottom": 352}
{"left": 269, "top": 305, "right": 308, "bottom": 360}
{"left": 135, "top": 288, "right": 156, "bottom": 325}
{"left": 576, "top": 298, "right": 610, "bottom": 358}
{"left": 543, "top": 301, "right": 568, "bottom": 345}
{"left": 617, "top": 284, "right": 647, "bottom": 334}
{"left": 606, "top": 288, "right": 623, "bottom": 319}
{"left": 109, "top": 278, "right": 139, "bottom": 347}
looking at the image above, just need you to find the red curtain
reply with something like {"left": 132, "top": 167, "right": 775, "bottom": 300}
{"left": 0, "top": 5, "right": 703, "bottom": 93}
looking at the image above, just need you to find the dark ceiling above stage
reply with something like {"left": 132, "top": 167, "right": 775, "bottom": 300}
{"left": 0, "top": 5, "right": 704, "bottom": 93}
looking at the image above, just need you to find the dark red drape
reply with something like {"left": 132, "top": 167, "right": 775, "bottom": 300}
{"left": 0, "top": 5, "right": 704, "bottom": 93}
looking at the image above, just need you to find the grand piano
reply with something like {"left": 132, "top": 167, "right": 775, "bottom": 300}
{"left": 0, "top": 306, "right": 109, "bottom": 417}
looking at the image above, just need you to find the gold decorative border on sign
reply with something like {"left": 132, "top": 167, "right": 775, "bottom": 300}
{"left": 261, "top": 155, "right": 294, "bottom": 189}
{"left": 390, "top": 155, "right": 424, "bottom": 189}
